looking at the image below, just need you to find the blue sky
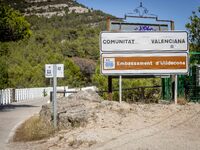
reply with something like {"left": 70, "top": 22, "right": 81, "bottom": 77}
{"left": 77, "top": 0, "right": 200, "bottom": 30}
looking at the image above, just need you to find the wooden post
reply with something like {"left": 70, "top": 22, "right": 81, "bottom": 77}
{"left": 170, "top": 21, "right": 175, "bottom": 31}
{"left": 106, "top": 17, "right": 110, "bottom": 31}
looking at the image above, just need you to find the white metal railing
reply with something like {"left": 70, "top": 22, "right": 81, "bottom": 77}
{"left": 0, "top": 86, "right": 97, "bottom": 105}
{"left": 64, "top": 86, "right": 97, "bottom": 97}
{"left": 0, "top": 89, "right": 11, "bottom": 105}
{"left": 0, "top": 86, "right": 67, "bottom": 105}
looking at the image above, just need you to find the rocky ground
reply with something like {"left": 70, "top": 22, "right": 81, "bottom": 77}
{"left": 8, "top": 90, "right": 200, "bottom": 150}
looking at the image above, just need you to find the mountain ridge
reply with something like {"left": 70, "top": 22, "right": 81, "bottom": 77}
{"left": 2, "top": 0, "right": 90, "bottom": 18}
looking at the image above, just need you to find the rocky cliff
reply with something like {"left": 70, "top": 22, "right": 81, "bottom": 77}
{"left": 3, "top": 0, "right": 89, "bottom": 18}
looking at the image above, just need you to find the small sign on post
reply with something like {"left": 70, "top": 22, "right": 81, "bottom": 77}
{"left": 45, "top": 64, "right": 64, "bottom": 128}
{"left": 45, "top": 64, "right": 64, "bottom": 78}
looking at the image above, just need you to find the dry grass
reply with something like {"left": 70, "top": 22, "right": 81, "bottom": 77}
{"left": 177, "top": 98, "right": 188, "bottom": 105}
{"left": 13, "top": 115, "right": 55, "bottom": 142}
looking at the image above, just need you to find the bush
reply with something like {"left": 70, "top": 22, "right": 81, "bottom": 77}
{"left": 92, "top": 62, "right": 161, "bottom": 102}
{"left": 0, "top": 2, "right": 31, "bottom": 42}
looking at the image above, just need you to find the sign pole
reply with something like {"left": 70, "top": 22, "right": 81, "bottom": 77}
{"left": 53, "top": 64, "right": 57, "bottom": 128}
{"left": 45, "top": 64, "right": 64, "bottom": 128}
{"left": 174, "top": 75, "right": 178, "bottom": 104}
{"left": 170, "top": 21, "right": 178, "bottom": 104}
{"left": 108, "top": 76, "right": 112, "bottom": 101}
{"left": 119, "top": 75, "right": 122, "bottom": 103}
{"left": 107, "top": 17, "right": 112, "bottom": 101}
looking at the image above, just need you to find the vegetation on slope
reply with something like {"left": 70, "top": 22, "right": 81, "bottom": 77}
{"left": 0, "top": 1, "right": 113, "bottom": 89}
{"left": 186, "top": 7, "right": 200, "bottom": 64}
{"left": 1, "top": 0, "right": 199, "bottom": 101}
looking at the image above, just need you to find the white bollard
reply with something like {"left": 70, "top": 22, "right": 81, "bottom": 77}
{"left": 2, "top": 90, "right": 5, "bottom": 104}
{"left": 15, "top": 89, "right": 18, "bottom": 102}
{"left": 0, "top": 90, "right": 2, "bottom": 105}
{"left": 8, "top": 89, "right": 11, "bottom": 104}
{"left": 23, "top": 89, "right": 25, "bottom": 101}
{"left": 18, "top": 89, "right": 20, "bottom": 102}
{"left": 17, "top": 89, "right": 19, "bottom": 102}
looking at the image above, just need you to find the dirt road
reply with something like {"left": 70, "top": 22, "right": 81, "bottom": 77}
{"left": 3, "top": 89, "right": 200, "bottom": 150}
{"left": 8, "top": 101, "right": 200, "bottom": 150}
{"left": 91, "top": 104, "right": 200, "bottom": 150}
{"left": 0, "top": 98, "right": 47, "bottom": 150}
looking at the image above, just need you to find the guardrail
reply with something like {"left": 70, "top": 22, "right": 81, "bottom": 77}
{"left": 0, "top": 85, "right": 161, "bottom": 105}
{"left": 0, "top": 89, "right": 11, "bottom": 105}
{"left": 49, "top": 85, "right": 161, "bottom": 102}
{"left": 0, "top": 86, "right": 67, "bottom": 105}
{"left": 49, "top": 86, "right": 97, "bottom": 102}
{"left": 0, "top": 86, "right": 97, "bottom": 105}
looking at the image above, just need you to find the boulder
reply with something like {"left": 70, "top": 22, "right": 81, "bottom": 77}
{"left": 39, "top": 90, "right": 102, "bottom": 129}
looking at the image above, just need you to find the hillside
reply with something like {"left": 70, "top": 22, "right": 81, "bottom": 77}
{"left": 0, "top": 0, "right": 115, "bottom": 88}
{"left": 4, "top": 0, "right": 89, "bottom": 17}
{"left": 0, "top": 1, "right": 160, "bottom": 101}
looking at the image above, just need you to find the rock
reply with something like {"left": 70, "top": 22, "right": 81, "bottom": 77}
{"left": 39, "top": 90, "right": 102, "bottom": 129}
{"left": 58, "top": 108, "right": 89, "bottom": 129}
{"left": 39, "top": 104, "right": 52, "bottom": 123}
{"left": 68, "top": 89, "right": 102, "bottom": 102}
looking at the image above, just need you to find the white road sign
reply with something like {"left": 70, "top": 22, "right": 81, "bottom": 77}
{"left": 100, "top": 31, "right": 188, "bottom": 52}
{"left": 45, "top": 64, "right": 64, "bottom": 78}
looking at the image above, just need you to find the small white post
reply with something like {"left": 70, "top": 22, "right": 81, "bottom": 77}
{"left": 2, "top": 90, "right": 5, "bottom": 104}
{"left": 22, "top": 89, "right": 24, "bottom": 101}
{"left": 15, "top": 89, "right": 18, "bottom": 102}
{"left": 0, "top": 90, "right": 2, "bottom": 105}
{"left": 8, "top": 89, "right": 11, "bottom": 104}
{"left": 25, "top": 89, "right": 27, "bottom": 100}
{"left": 20, "top": 89, "right": 22, "bottom": 101}
{"left": 5, "top": 89, "right": 8, "bottom": 104}
{"left": 119, "top": 75, "right": 122, "bottom": 103}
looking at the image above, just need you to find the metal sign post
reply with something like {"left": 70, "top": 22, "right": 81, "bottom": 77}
{"left": 45, "top": 64, "right": 64, "bottom": 128}
{"left": 53, "top": 64, "right": 57, "bottom": 128}
{"left": 174, "top": 75, "right": 178, "bottom": 104}
{"left": 170, "top": 22, "right": 178, "bottom": 104}
{"left": 119, "top": 75, "right": 122, "bottom": 103}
